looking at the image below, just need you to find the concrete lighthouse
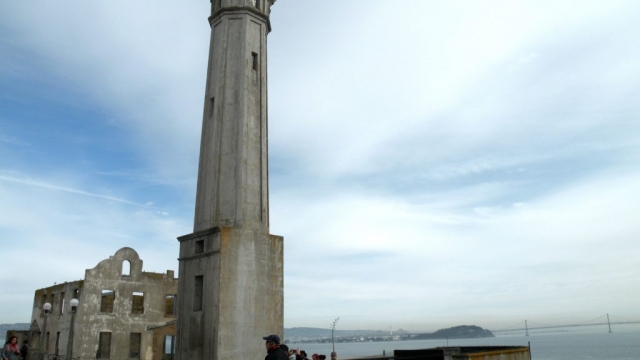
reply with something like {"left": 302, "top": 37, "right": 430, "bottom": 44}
{"left": 175, "top": 0, "right": 283, "bottom": 359}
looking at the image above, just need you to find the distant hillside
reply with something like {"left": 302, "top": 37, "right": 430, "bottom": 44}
{"left": 285, "top": 327, "right": 377, "bottom": 340}
{"left": 413, "top": 325, "right": 494, "bottom": 339}
{"left": 285, "top": 325, "right": 494, "bottom": 342}
{"left": 1, "top": 323, "right": 30, "bottom": 337}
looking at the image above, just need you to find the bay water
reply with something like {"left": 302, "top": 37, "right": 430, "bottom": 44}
{"left": 290, "top": 324, "right": 640, "bottom": 360}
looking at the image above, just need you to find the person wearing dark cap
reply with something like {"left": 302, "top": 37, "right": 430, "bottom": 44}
{"left": 263, "top": 334, "right": 288, "bottom": 360}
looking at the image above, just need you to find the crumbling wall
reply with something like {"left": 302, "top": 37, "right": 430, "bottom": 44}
{"left": 29, "top": 247, "right": 177, "bottom": 360}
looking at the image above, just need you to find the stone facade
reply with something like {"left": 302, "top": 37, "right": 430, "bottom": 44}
{"left": 29, "top": 247, "right": 178, "bottom": 360}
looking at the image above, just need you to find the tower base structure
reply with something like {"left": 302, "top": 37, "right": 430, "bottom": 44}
{"left": 176, "top": 226, "right": 283, "bottom": 360}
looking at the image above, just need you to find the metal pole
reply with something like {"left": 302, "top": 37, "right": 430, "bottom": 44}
{"left": 65, "top": 300, "right": 78, "bottom": 360}
{"left": 331, "top": 328, "right": 334, "bottom": 352}
{"left": 40, "top": 303, "right": 51, "bottom": 358}
{"left": 40, "top": 314, "right": 47, "bottom": 354}
{"left": 330, "top": 317, "right": 339, "bottom": 353}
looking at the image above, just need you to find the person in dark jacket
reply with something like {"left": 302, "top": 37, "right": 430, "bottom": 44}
{"left": 19, "top": 340, "right": 28, "bottom": 360}
{"left": 263, "top": 334, "right": 288, "bottom": 360}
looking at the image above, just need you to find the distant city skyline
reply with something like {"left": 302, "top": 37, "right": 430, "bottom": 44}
{"left": 1, "top": 0, "right": 640, "bottom": 331}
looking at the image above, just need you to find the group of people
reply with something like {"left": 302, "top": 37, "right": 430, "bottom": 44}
{"left": 264, "top": 334, "right": 336, "bottom": 360}
{"left": 2, "top": 337, "right": 28, "bottom": 360}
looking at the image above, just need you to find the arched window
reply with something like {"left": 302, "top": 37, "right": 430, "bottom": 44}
{"left": 122, "top": 260, "right": 131, "bottom": 276}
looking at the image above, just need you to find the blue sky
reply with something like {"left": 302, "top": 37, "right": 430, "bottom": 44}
{"left": 1, "top": 0, "right": 640, "bottom": 331}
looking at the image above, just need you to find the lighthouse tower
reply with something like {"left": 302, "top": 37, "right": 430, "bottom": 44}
{"left": 175, "top": 1, "right": 283, "bottom": 359}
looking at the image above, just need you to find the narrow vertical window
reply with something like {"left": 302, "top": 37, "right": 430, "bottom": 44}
{"left": 55, "top": 332, "right": 61, "bottom": 356}
{"left": 41, "top": 294, "right": 47, "bottom": 307}
{"left": 129, "top": 333, "right": 141, "bottom": 359}
{"left": 252, "top": 52, "right": 259, "bottom": 72}
{"left": 73, "top": 288, "right": 80, "bottom": 299}
{"left": 165, "top": 294, "right": 177, "bottom": 316}
{"left": 132, "top": 292, "right": 144, "bottom": 315}
{"left": 100, "top": 290, "right": 115, "bottom": 313}
{"left": 164, "top": 335, "right": 176, "bottom": 358}
{"left": 61, "top": 294, "right": 66, "bottom": 314}
{"left": 209, "top": 97, "right": 215, "bottom": 118}
{"left": 217, "top": 0, "right": 222, "bottom": 10}
{"left": 51, "top": 294, "right": 56, "bottom": 314}
{"left": 193, "top": 275, "right": 203, "bottom": 311}
{"left": 122, "top": 260, "right": 131, "bottom": 276}
{"left": 254, "top": 0, "right": 260, "bottom": 10}
{"left": 97, "top": 332, "right": 111, "bottom": 359}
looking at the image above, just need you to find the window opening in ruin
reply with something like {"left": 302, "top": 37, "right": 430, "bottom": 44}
{"left": 50, "top": 294, "right": 56, "bottom": 314}
{"left": 97, "top": 332, "right": 111, "bottom": 359}
{"left": 165, "top": 294, "right": 177, "bottom": 316}
{"left": 122, "top": 260, "right": 131, "bottom": 276}
{"left": 164, "top": 335, "right": 176, "bottom": 358}
{"left": 132, "top": 292, "right": 144, "bottom": 315}
{"left": 217, "top": 0, "right": 222, "bottom": 10}
{"left": 194, "top": 275, "right": 204, "bottom": 311}
{"left": 129, "top": 333, "right": 141, "bottom": 359}
{"left": 73, "top": 288, "right": 80, "bottom": 299}
{"left": 100, "top": 290, "right": 115, "bottom": 313}
{"left": 41, "top": 294, "right": 47, "bottom": 307}
{"left": 254, "top": 0, "right": 260, "bottom": 10}
{"left": 195, "top": 239, "right": 204, "bottom": 254}
{"left": 55, "top": 332, "right": 61, "bottom": 356}
{"left": 61, "top": 296, "right": 65, "bottom": 314}
{"left": 252, "top": 52, "right": 259, "bottom": 72}
{"left": 30, "top": 332, "right": 38, "bottom": 350}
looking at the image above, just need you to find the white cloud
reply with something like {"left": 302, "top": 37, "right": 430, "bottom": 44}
{"left": 1, "top": 0, "right": 640, "bottom": 330}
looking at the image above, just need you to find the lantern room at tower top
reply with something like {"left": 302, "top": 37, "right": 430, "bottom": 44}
{"left": 210, "top": 0, "right": 276, "bottom": 23}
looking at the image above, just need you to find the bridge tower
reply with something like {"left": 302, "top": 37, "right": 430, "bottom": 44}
{"left": 607, "top": 314, "right": 613, "bottom": 333}
{"left": 525, "top": 320, "right": 529, "bottom": 336}
{"left": 175, "top": 1, "right": 283, "bottom": 360}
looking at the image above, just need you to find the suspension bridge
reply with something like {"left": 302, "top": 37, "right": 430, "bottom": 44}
{"left": 490, "top": 314, "right": 640, "bottom": 335}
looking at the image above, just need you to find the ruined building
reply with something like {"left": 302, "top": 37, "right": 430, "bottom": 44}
{"left": 29, "top": 247, "right": 178, "bottom": 360}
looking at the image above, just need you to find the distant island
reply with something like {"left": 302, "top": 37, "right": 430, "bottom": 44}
{"left": 411, "top": 325, "right": 494, "bottom": 339}
{"left": 285, "top": 325, "right": 494, "bottom": 343}
{"left": 0, "top": 323, "right": 29, "bottom": 340}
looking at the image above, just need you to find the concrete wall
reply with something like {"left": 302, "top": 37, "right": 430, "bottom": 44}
{"left": 193, "top": 2, "right": 274, "bottom": 232}
{"left": 453, "top": 347, "right": 531, "bottom": 360}
{"left": 354, "top": 347, "right": 531, "bottom": 360}
{"left": 176, "top": 227, "right": 283, "bottom": 360}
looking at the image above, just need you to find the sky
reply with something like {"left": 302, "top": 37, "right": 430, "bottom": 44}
{"left": 1, "top": 0, "right": 640, "bottom": 332}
